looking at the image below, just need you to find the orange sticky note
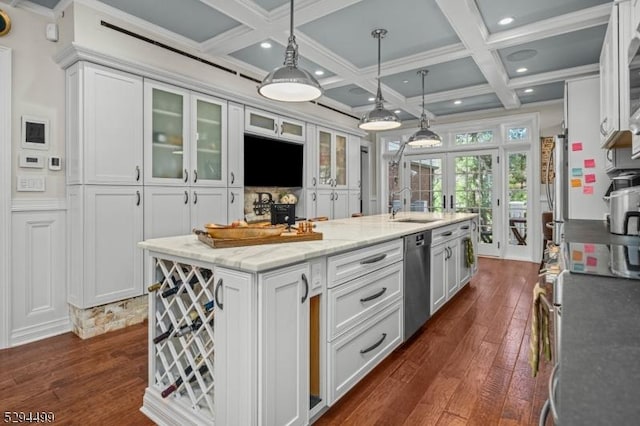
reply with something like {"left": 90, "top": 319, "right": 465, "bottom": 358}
{"left": 584, "top": 159, "right": 596, "bottom": 168}
{"left": 583, "top": 185, "right": 594, "bottom": 194}
{"left": 572, "top": 250, "right": 583, "bottom": 261}
{"left": 584, "top": 174, "right": 596, "bottom": 183}
{"left": 571, "top": 178, "right": 582, "bottom": 188}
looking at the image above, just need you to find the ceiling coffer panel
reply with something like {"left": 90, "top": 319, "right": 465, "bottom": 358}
{"left": 427, "top": 93, "right": 503, "bottom": 116}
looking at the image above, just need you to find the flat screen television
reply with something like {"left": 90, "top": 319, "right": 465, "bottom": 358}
{"left": 244, "top": 133, "right": 304, "bottom": 187}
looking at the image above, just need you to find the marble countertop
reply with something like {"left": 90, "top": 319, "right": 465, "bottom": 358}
{"left": 138, "top": 212, "right": 476, "bottom": 272}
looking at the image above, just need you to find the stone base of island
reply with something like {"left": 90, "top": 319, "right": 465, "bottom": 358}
{"left": 138, "top": 213, "right": 478, "bottom": 426}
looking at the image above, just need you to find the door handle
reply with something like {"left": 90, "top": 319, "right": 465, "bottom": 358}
{"left": 335, "top": 191, "right": 339, "bottom": 200}
{"left": 450, "top": 195, "right": 454, "bottom": 211}
{"left": 230, "top": 192, "right": 235, "bottom": 203}
{"left": 443, "top": 195, "right": 446, "bottom": 210}
{"left": 360, "top": 253, "right": 387, "bottom": 265}
{"left": 360, "top": 333, "right": 387, "bottom": 354}
{"left": 301, "top": 273, "right": 309, "bottom": 304}
{"left": 360, "top": 287, "right": 387, "bottom": 303}
{"left": 135, "top": 165, "right": 140, "bottom": 182}
{"left": 136, "top": 190, "right": 141, "bottom": 206}
{"left": 193, "top": 191, "right": 198, "bottom": 204}
{"left": 230, "top": 172, "right": 235, "bottom": 184}
{"left": 312, "top": 192, "right": 316, "bottom": 201}
{"left": 184, "top": 190, "right": 189, "bottom": 204}
{"left": 193, "top": 169, "right": 198, "bottom": 183}
{"left": 312, "top": 177, "right": 316, "bottom": 186}
{"left": 214, "top": 278, "right": 223, "bottom": 310}
{"left": 184, "top": 169, "right": 189, "bottom": 183}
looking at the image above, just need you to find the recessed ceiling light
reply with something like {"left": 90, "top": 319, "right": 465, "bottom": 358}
{"left": 403, "top": 80, "right": 409, "bottom": 84}
{"left": 454, "top": 100, "right": 462, "bottom": 105}
{"left": 368, "top": 97, "right": 375, "bottom": 102}
{"left": 498, "top": 17, "right": 514, "bottom": 26}
{"left": 314, "top": 70, "right": 324, "bottom": 76}
{"left": 260, "top": 41, "right": 272, "bottom": 49}
{"left": 394, "top": 109, "right": 402, "bottom": 114}
{"left": 524, "top": 88, "right": 534, "bottom": 93}
{"left": 516, "top": 67, "right": 528, "bottom": 73}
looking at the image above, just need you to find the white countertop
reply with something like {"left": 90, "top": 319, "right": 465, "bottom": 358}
{"left": 138, "top": 212, "right": 476, "bottom": 272}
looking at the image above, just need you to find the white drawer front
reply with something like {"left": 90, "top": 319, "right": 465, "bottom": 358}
{"left": 328, "top": 302, "right": 403, "bottom": 404}
{"left": 328, "top": 262, "right": 402, "bottom": 340}
{"left": 431, "top": 224, "right": 459, "bottom": 245}
{"left": 327, "top": 239, "right": 403, "bottom": 288}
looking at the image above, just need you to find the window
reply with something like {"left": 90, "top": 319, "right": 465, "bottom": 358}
{"left": 507, "top": 127, "right": 529, "bottom": 142}
{"left": 455, "top": 130, "right": 493, "bottom": 145}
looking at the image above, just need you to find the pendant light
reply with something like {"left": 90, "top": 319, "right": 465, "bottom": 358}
{"left": 359, "top": 29, "right": 401, "bottom": 131}
{"left": 407, "top": 70, "right": 441, "bottom": 146}
{"left": 258, "top": 0, "right": 322, "bottom": 102}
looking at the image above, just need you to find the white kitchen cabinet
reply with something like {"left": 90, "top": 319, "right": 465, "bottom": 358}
{"left": 144, "top": 80, "right": 227, "bottom": 186}
{"left": 306, "top": 124, "right": 318, "bottom": 188}
{"left": 457, "top": 221, "right": 474, "bottom": 288}
{"left": 304, "top": 189, "right": 318, "bottom": 220}
{"left": 227, "top": 188, "right": 244, "bottom": 222}
{"left": 599, "top": 0, "right": 631, "bottom": 148}
{"left": 634, "top": 0, "right": 640, "bottom": 35}
{"left": 228, "top": 102, "right": 244, "bottom": 188}
{"left": 66, "top": 61, "right": 143, "bottom": 185}
{"left": 348, "top": 135, "right": 361, "bottom": 191}
{"left": 245, "top": 107, "right": 306, "bottom": 142}
{"left": 348, "top": 190, "right": 361, "bottom": 217}
{"left": 430, "top": 226, "right": 460, "bottom": 315}
{"left": 317, "top": 128, "right": 348, "bottom": 190}
{"left": 67, "top": 185, "right": 143, "bottom": 308}
{"left": 191, "top": 188, "right": 228, "bottom": 229}
{"left": 316, "top": 189, "right": 349, "bottom": 220}
{"left": 430, "top": 243, "right": 447, "bottom": 314}
{"left": 259, "top": 263, "right": 310, "bottom": 426}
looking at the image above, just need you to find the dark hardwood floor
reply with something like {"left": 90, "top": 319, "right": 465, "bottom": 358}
{"left": 0, "top": 258, "right": 549, "bottom": 425}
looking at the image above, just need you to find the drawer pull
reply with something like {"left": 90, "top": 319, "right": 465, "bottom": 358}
{"left": 460, "top": 225, "right": 469, "bottom": 230}
{"left": 360, "top": 253, "right": 387, "bottom": 265}
{"left": 360, "top": 333, "right": 387, "bottom": 354}
{"left": 440, "top": 231, "right": 453, "bottom": 237}
{"left": 214, "top": 278, "right": 223, "bottom": 310}
{"left": 360, "top": 287, "right": 387, "bottom": 303}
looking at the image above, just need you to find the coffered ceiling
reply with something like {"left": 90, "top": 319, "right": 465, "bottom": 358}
{"left": 10, "top": 0, "right": 613, "bottom": 122}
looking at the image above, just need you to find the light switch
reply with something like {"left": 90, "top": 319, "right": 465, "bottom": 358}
{"left": 17, "top": 175, "right": 46, "bottom": 192}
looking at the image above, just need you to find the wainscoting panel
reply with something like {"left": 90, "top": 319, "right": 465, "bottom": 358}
{"left": 11, "top": 206, "right": 70, "bottom": 346}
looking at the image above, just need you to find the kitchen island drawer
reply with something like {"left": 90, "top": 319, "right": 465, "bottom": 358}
{"left": 431, "top": 223, "right": 459, "bottom": 245}
{"left": 328, "top": 301, "right": 403, "bottom": 404}
{"left": 327, "top": 239, "right": 403, "bottom": 288}
{"left": 328, "top": 261, "right": 402, "bottom": 340}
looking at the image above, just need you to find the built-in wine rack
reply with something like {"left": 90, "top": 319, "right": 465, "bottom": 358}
{"left": 149, "top": 258, "right": 216, "bottom": 418}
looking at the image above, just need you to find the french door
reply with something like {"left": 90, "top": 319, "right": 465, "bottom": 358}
{"left": 403, "top": 150, "right": 501, "bottom": 257}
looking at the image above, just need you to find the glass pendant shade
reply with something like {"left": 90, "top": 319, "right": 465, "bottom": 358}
{"left": 258, "top": 0, "right": 322, "bottom": 102}
{"left": 407, "top": 69, "right": 441, "bottom": 146}
{"left": 359, "top": 29, "right": 401, "bottom": 131}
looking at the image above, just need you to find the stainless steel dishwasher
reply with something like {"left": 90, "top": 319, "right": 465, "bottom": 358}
{"left": 403, "top": 230, "right": 431, "bottom": 340}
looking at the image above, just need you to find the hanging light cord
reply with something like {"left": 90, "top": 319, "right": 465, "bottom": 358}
{"left": 374, "top": 30, "right": 385, "bottom": 108}
{"left": 284, "top": 0, "right": 298, "bottom": 67}
{"left": 420, "top": 70, "right": 429, "bottom": 129}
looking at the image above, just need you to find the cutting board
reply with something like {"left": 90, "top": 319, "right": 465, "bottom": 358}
{"left": 194, "top": 229, "right": 323, "bottom": 248}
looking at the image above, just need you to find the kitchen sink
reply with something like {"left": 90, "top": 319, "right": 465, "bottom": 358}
{"left": 394, "top": 218, "right": 442, "bottom": 223}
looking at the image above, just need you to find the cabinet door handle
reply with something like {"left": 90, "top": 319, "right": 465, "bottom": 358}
{"left": 230, "top": 172, "right": 235, "bottom": 184}
{"left": 193, "top": 191, "right": 198, "bottom": 204}
{"left": 312, "top": 192, "right": 316, "bottom": 201}
{"left": 301, "top": 273, "right": 309, "bottom": 304}
{"left": 312, "top": 177, "right": 316, "bottom": 186}
{"left": 443, "top": 195, "right": 446, "bottom": 209}
{"left": 600, "top": 118, "right": 608, "bottom": 136}
{"left": 184, "top": 190, "right": 189, "bottom": 204}
{"left": 330, "top": 192, "right": 334, "bottom": 200}
{"left": 472, "top": 221, "right": 477, "bottom": 231}
{"left": 446, "top": 247, "right": 451, "bottom": 260}
{"left": 135, "top": 165, "right": 140, "bottom": 182}
{"left": 193, "top": 169, "right": 198, "bottom": 183}
{"left": 280, "top": 123, "right": 284, "bottom": 135}
{"left": 360, "top": 333, "right": 387, "bottom": 354}
{"left": 360, "top": 253, "right": 387, "bottom": 265}
{"left": 441, "top": 231, "right": 453, "bottom": 237}
{"left": 230, "top": 192, "right": 235, "bottom": 203}
{"left": 184, "top": 169, "right": 189, "bottom": 183}
{"left": 214, "top": 278, "right": 223, "bottom": 310}
{"left": 136, "top": 190, "right": 141, "bottom": 206}
{"left": 360, "top": 287, "right": 387, "bottom": 303}
{"left": 334, "top": 191, "right": 339, "bottom": 200}
{"left": 274, "top": 122, "right": 278, "bottom": 134}
{"left": 450, "top": 195, "right": 454, "bottom": 211}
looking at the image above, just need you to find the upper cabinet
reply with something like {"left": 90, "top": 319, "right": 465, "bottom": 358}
{"left": 66, "top": 62, "right": 143, "bottom": 185}
{"left": 227, "top": 102, "right": 244, "bottom": 188}
{"left": 347, "top": 135, "right": 361, "bottom": 191}
{"left": 599, "top": 1, "right": 632, "bottom": 148}
{"left": 317, "top": 127, "right": 348, "bottom": 190}
{"left": 245, "top": 107, "right": 306, "bottom": 143}
{"left": 144, "top": 80, "right": 227, "bottom": 186}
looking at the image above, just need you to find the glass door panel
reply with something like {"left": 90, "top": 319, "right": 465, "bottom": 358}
{"left": 195, "top": 99, "right": 222, "bottom": 181}
{"left": 335, "top": 134, "right": 347, "bottom": 186}
{"left": 281, "top": 119, "right": 304, "bottom": 140}
{"left": 318, "top": 131, "right": 332, "bottom": 186}
{"left": 407, "top": 157, "right": 445, "bottom": 212}
{"left": 152, "top": 88, "right": 184, "bottom": 180}
{"left": 507, "top": 152, "right": 530, "bottom": 251}
{"left": 249, "top": 111, "right": 276, "bottom": 133}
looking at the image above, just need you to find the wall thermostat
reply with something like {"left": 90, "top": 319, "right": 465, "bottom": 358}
{"left": 19, "top": 153, "right": 45, "bottom": 168}
{"left": 21, "top": 115, "right": 49, "bottom": 150}
{"left": 49, "top": 156, "right": 62, "bottom": 170}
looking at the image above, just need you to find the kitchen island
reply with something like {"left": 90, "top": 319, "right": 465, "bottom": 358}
{"left": 553, "top": 220, "right": 640, "bottom": 425}
{"left": 138, "top": 212, "right": 477, "bottom": 426}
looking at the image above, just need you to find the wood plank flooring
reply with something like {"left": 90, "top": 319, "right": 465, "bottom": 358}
{"left": 0, "top": 257, "right": 550, "bottom": 425}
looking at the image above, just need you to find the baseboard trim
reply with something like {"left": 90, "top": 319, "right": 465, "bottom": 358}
{"left": 10, "top": 316, "right": 71, "bottom": 347}
{"left": 11, "top": 199, "right": 67, "bottom": 212}
{"left": 141, "top": 387, "right": 213, "bottom": 426}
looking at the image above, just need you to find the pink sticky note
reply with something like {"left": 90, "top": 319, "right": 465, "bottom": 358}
{"left": 584, "top": 174, "right": 596, "bottom": 183}
{"left": 584, "top": 244, "right": 595, "bottom": 253}
{"left": 586, "top": 256, "right": 598, "bottom": 267}
{"left": 572, "top": 142, "right": 583, "bottom": 151}
{"left": 583, "top": 185, "right": 594, "bottom": 195}
{"left": 584, "top": 159, "right": 596, "bottom": 168}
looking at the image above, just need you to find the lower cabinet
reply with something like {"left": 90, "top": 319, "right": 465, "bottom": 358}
{"left": 67, "top": 185, "right": 143, "bottom": 308}
{"left": 316, "top": 189, "right": 349, "bottom": 220}
{"left": 227, "top": 188, "right": 244, "bottom": 222}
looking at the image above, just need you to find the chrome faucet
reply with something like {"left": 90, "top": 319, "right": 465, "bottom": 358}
{"left": 389, "top": 187, "right": 412, "bottom": 219}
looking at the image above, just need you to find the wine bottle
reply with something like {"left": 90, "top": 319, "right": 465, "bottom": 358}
{"left": 161, "top": 275, "right": 199, "bottom": 298}
{"left": 147, "top": 282, "right": 162, "bottom": 292}
{"left": 161, "top": 363, "right": 210, "bottom": 398}
{"left": 153, "top": 325, "right": 173, "bottom": 344}
{"left": 202, "top": 299, "right": 214, "bottom": 312}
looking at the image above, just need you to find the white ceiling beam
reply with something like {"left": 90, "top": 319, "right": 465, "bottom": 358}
{"left": 269, "top": 0, "right": 364, "bottom": 26}
{"left": 9, "top": 0, "right": 21, "bottom": 6}
{"left": 406, "top": 84, "right": 494, "bottom": 105}
{"left": 487, "top": 3, "right": 611, "bottom": 50}
{"left": 435, "top": 0, "right": 520, "bottom": 109}
{"left": 319, "top": 75, "right": 347, "bottom": 90}
{"left": 508, "top": 63, "right": 599, "bottom": 89}
{"left": 197, "top": 0, "right": 269, "bottom": 29}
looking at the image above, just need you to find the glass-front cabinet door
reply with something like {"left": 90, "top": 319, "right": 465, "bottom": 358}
{"left": 279, "top": 117, "right": 305, "bottom": 142}
{"left": 245, "top": 108, "right": 278, "bottom": 137}
{"left": 334, "top": 134, "right": 347, "bottom": 187}
{"left": 317, "top": 128, "right": 348, "bottom": 189}
{"left": 191, "top": 93, "right": 227, "bottom": 187}
{"left": 144, "top": 80, "right": 190, "bottom": 185}
{"left": 318, "top": 130, "right": 332, "bottom": 186}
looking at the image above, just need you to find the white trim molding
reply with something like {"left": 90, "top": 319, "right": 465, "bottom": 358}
{"left": 11, "top": 198, "right": 67, "bottom": 212}
{"left": 0, "top": 46, "right": 11, "bottom": 349}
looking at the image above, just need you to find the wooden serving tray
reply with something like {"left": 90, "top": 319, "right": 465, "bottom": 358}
{"left": 194, "top": 229, "right": 323, "bottom": 248}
